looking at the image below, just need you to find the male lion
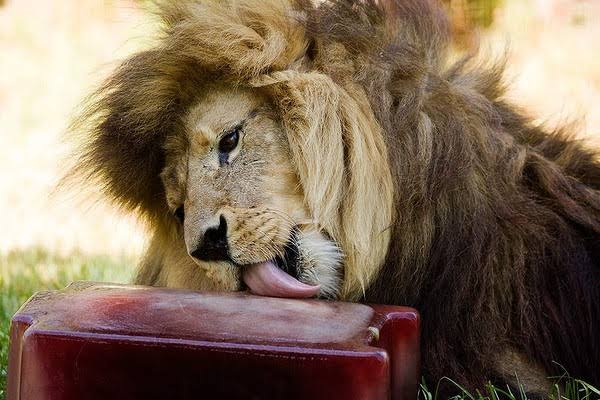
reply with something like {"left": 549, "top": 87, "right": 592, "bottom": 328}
{"left": 70, "top": 0, "right": 600, "bottom": 396}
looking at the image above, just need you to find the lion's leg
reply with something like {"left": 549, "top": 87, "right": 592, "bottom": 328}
{"left": 492, "top": 348, "right": 552, "bottom": 397}
{"left": 134, "top": 238, "right": 165, "bottom": 286}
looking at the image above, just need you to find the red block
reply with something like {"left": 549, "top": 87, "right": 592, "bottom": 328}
{"left": 7, "top": 282, "right": 420, "bottom": 400}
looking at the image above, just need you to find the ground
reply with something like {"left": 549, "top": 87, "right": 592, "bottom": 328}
{"left": 1, "top": 0, "right": 599, "bottom": 399}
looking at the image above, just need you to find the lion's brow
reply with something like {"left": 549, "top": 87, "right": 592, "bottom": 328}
{"left": 218, "top": 109, "right": 257, "bottom": 137}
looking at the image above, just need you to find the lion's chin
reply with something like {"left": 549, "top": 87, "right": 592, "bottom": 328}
{"left": 242, "top": 260, "right": 321, "bottom": 298}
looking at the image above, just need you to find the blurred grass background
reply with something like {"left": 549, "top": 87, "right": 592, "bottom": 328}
{"left": 1, "top": 0, "right": 599, "bottom": 398}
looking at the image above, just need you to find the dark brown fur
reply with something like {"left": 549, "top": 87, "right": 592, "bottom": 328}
{"left": 316, "top": 0, "right": 600, "bottom": 393}
{"left": 69, "top": 0, "right": 600, "bottom": 394}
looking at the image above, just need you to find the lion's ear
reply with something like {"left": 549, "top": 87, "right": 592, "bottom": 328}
{"left": 254, "top": 71, "right": 395, "bottom": 299}
{"left": 68, "top": 50, "right": 202, "bottom": 220}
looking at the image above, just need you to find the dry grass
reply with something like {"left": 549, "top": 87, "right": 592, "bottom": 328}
{"left": 488, "top": 0, "right": 600, "bottom": 147}
{"left": 0, "top": 0, "right": 150, "bottom": 257}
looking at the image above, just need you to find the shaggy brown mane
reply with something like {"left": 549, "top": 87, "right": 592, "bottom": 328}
{"left": 324, "top": 0, "right": 600, "bottom": 391}
{"left": 69, "top": 0, "right": 600, "bottom": 395}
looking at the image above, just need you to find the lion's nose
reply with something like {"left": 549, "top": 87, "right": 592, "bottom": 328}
{"left": 190, "top": 215, "right": 230, "bottom": 261}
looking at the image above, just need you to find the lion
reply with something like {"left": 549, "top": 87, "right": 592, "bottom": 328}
{"left": 69, "top": 0, "right": 600, "bottom": 396}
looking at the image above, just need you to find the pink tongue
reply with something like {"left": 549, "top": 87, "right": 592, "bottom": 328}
{"left": 242, "top": 261, "right": 320, "bottom": 298}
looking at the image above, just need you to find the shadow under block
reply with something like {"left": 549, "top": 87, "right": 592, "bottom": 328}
{"left": 8, "top": 281, "right": 420, "bottom": 400}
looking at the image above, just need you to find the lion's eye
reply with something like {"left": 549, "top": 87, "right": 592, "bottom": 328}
{"left": 218, "top": 128, "right": 240, "bottom": 154}
{"left": 174, "top": 206, "right": 184, "bottom": 224}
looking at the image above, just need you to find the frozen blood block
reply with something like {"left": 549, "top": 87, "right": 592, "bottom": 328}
{"left": 7, "top": 281, "right": 420, "bottom": 400}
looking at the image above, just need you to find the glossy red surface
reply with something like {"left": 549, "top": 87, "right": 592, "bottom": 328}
{"left": 7, "top": 281, "right": 420, "bottom": 400}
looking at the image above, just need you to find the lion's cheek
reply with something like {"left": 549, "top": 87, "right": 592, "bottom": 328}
{"left": 222, "top": 207, "right": 292, "bottom": 265}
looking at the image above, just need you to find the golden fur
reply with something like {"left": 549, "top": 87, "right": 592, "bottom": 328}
{"left": 70, "top": 0, "right": 600, "bottom": 395}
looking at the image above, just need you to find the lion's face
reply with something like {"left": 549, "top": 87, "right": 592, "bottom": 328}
{"left": 160, "top": 85, "right": 342, "bottom": 298}
{"left": 74, "top": 0, "right": 396, "bottom": 301}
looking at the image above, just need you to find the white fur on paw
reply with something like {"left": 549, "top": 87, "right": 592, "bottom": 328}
{"left": 296, "top": 228, "right": 343, "bottom": 299}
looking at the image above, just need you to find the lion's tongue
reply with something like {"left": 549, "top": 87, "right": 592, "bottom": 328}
{"left": 242, "top": 261, "right": 320, "bottom": 298}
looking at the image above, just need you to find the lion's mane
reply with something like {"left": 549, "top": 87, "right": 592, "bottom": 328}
{"left": 70, "top": 0, "right": 600, "bottom": 392}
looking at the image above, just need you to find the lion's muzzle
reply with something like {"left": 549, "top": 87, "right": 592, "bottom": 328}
{"left": 190, "top": 215, "right": 230, "bottom": 262}
{"left": 185, "top": 206, "right": 328, "bottom": 298}
{"left": 186, "top": 206, "right": 295, "bottom": 267}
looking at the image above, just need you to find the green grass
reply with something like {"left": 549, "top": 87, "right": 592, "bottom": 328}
{"left": 0, "top": 248, "right": 133, "bottom": 398}
{"left": 418, "top": 376, "right": 600, "bottom": 400}
{"left": 1, "top": 250, "right": 598, "bottom": 400}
